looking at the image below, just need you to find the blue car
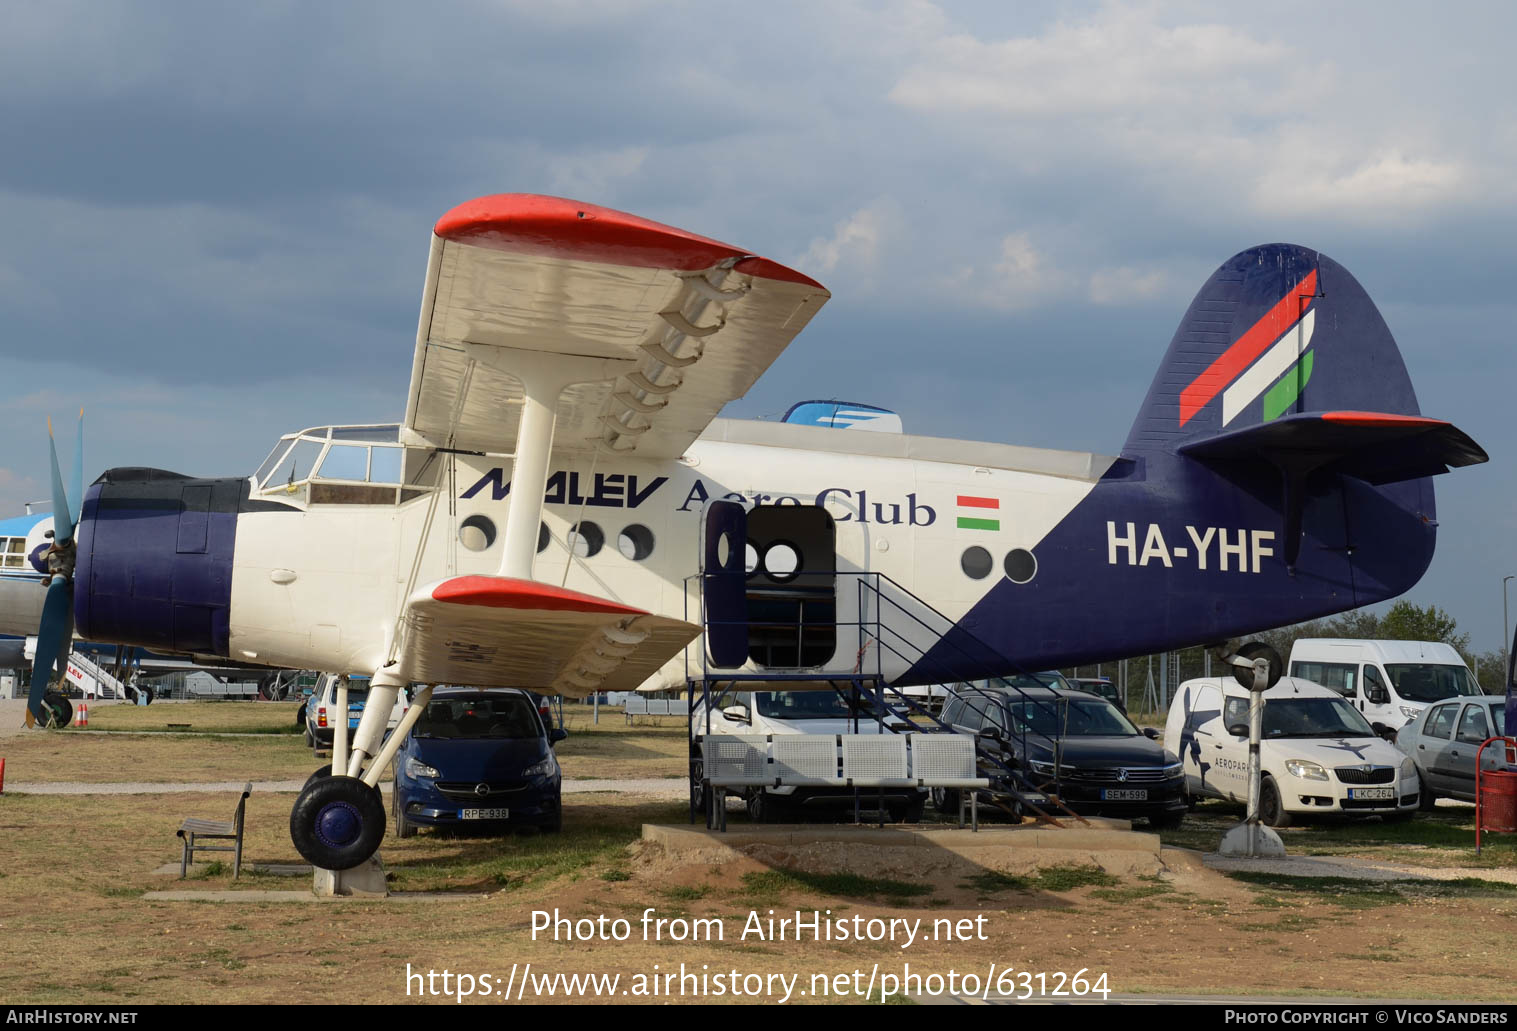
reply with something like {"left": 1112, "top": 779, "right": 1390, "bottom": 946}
{"left": 392, "top": 688, "right": 567, "bottom": 837}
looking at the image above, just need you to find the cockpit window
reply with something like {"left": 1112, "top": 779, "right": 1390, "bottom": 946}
{"left": 370, "top": 446, "right": 403, "bottom": 484}
{"left": 256, "top": 425, "right": 420, "bottom": 504}
{"left": 254, "top": 439, "right": 294, "bottom": 484}
{"left": 267, "top": 438, "right": 323, "bottom": 490}
{"left": 333, "top": 425, "right": 400, "bottom": 443}
{"left": 318, "top": 443, "right": 369, "bottom": 482}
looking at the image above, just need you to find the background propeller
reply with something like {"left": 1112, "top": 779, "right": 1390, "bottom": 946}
{"left": 25, "top": 412, "right": 82, "bottom": 728}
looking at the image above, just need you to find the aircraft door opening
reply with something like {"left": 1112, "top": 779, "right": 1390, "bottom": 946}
{"left": 703, "top": 501, "right": 748, "bottom": 668}
{"left": 745, "top": 505, "right": 836, "bottom": 668}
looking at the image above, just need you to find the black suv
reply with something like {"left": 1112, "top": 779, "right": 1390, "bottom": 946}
{"left": 940, "top": 685, "right": 1185, "bottom": 828}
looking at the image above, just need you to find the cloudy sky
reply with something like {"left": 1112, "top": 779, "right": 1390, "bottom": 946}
{"left": 2, "top": 1, "right": 1513, "bottom": 651}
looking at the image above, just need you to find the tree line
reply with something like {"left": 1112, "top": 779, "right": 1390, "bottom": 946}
{"left": 1063, "top": 601, "right": 1512, "bottom": 713}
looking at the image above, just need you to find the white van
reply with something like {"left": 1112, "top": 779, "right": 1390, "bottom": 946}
{"left": 1287, "top": 639, "right": 1481, "bottom": 735}
{"left": 1165, "top": 676, "right": 1419, "bottom": 827}
{"left": 689, "top": 688, "right": 922, "bottom": 821}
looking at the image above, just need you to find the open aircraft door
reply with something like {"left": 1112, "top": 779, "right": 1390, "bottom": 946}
{"left": 702, "top": 500, "right": 748, "bottom": 668}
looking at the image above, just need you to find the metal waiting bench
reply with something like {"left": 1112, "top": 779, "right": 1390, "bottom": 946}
{"left": 702, "top": 734, "right": 987, "bottom": 831}
{"left": 624, "top": 695, "right": 680, "bottom": 724}
{"left": 177, "top": 782, "right": 252, "bottom": 878}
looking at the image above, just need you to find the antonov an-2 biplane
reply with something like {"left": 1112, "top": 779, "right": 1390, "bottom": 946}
{"left": 0, "top": 194, "right": 1487, "bottom": 869}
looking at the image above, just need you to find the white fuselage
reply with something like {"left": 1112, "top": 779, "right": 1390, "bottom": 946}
{"left": 226, "top": 419, "right": 1111, "bottom": 690}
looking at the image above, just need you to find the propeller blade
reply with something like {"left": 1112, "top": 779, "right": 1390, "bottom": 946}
{"left": 46, "top": 418, "right": 75, "bottom": 544}
{"left": 25, "top": 578, "right": 72, "bottom": 726}
{"left": 70, "top": 410, "right": 84, "bottom": 530}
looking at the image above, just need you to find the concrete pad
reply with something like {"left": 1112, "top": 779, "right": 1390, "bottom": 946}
{"left": 313, "top": 855, "right": 387, "bottom": 897}
{"left": 642, "top": 821, "right": 1159, "bottom": 856}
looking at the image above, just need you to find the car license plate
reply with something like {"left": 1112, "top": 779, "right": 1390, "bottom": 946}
{"left": 1348, "top": 787, "right": 1394, "bottom": 800}
{"left": 460, "top": 808, "right": 509, "bottom": 820}
{"left": 1101, "top": 789, "right": 1148, "bottom": 801}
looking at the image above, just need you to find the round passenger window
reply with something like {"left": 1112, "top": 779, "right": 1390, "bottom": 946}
{"left": 618, "top": 524, "right": 655, "bottom": 561}
{"left": 744, "top": 541, "right": 759, "bottom": 575}
{"left": 536, "top": 522, "right": 550, "bottom": 554}
{"left": 458, "top": 515, "right": 496, "bottom": 552}
{"left": 716, "top": 532, "right": 731, "bottom": 567}
{"left": 763, "top": 541, "right": 801, "bottom": 581}
{"left": 1004, "top": 548, "right": 1037, "bottom": 584}
{"left": 960, "top": 546, "right": 992, "bottom": 580}
{"left": 568, "top": 521, "right": 604, "bottom": 559}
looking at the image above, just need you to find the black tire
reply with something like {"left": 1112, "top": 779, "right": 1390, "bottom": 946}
{"left": 393, "top": 774, "right": 417, "bottom": 839}
{"left": 303, "top": 765, "right": 333, "bottom": 792}
{"left": 747, "top": 791, "right": 789, "bottom": 824}
{"left": 290, "top": 775, "right": 387, "bottom": 870}
{"left": 295, "top": 702, "right": 307, "bottom": 725}
{"left": 304, "top": 728, "right": 315, "bottom": 748}
{"left": 1418, "top": 779, "right": 1438, "bottom": 812}
{"left": 1150, "top": 810, "right": 1185, "bottom": 830}
{"left": 539, "top": 804, "right": 563, "bottom": 834}
{"left": 1231, "top": 641, "right": 1284, "bottom": 690}
{"left": 142, "top": 686, "right": 154, "bottom": 705}
{"left": 690, "top": 753, "right": 705, "bottom": 816}
{"left": 931, "top": 786, "right": 960, "bottom": 813}
{"left": 1259, "top": 776, "right": 1291, "bottom": 828}
{"left": 896, "top": 798, "right": 925, "bottom": 824}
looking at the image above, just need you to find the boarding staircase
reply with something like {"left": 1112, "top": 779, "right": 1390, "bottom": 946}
{"left": 43, "top": 644, "right": 129, "bottom": 700}
{"left": 684, "top": 567, "right": 1089, "bottom": 828}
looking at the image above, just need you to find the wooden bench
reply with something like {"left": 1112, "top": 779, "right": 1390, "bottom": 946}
{"left": 177, "top": 782, "right": 252, "bottom": 878}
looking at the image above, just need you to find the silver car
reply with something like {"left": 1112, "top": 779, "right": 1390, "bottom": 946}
{"left": 1395, "top": 696, "right": 1509, "bottom": 807}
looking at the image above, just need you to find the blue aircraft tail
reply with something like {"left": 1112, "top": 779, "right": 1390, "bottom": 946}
{"left": 900, "top": 243, "right": 1487, "bottom": 683}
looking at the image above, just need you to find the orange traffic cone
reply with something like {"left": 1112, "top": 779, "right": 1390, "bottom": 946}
{"left": 75, "top": 701, "right": 88, "bottom": 728}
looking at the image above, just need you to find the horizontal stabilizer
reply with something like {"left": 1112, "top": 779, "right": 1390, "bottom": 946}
{"left": 397, "top": 575, "right": 701, "bottom": 698}
{"left": 1179, "top": 411, "right": 1488, "bottom": 485}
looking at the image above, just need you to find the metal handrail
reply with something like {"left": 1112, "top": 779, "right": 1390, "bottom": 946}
{"left": 683, "top": 565, "right": 1088, "bottom": 824}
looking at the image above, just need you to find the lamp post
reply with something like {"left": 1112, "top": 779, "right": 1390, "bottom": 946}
{"left": 1504, "top": 575, "right": 1514, "bottom": 683}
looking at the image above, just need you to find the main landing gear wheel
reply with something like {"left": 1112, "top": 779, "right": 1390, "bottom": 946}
{"left": 303, "top": 765, "right": 332, "bottom": 791}
{"left": 290, "top": 776, "right": 386, "bottom": 871}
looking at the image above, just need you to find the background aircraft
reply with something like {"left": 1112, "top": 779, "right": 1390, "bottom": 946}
{"left": 0, "top": 194, "right": 1486, "bottom": 869}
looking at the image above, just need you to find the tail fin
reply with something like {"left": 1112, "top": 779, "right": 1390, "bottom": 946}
{"left": 1126, "top": 244, "right": 1420, "bottom": 452}
{"left": 1125, "top": 243, "right": 1486, "bottom": 566}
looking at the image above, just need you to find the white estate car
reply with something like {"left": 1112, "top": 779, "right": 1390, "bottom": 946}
{"left": 1165, "top": 676, "right": 1420, "bottom": 826}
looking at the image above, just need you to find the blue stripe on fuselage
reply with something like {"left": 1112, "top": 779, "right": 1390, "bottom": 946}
{"left": 900, "top": 454, "right": 1436, "bottom": 684}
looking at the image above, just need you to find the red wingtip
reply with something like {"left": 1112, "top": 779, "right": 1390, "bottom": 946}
{"left": 432, "top": 575, "right": 650, "bottom": 616}
{"left": 433, "top": 194, "right": 825, "bottom": 289}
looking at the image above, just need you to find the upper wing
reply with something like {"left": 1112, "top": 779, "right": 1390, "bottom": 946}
{"left": 401, "top": 194, "right": 831, "bottom": 459}
{"left": 395, "top": 574, "right": 701, "bottom": 698}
